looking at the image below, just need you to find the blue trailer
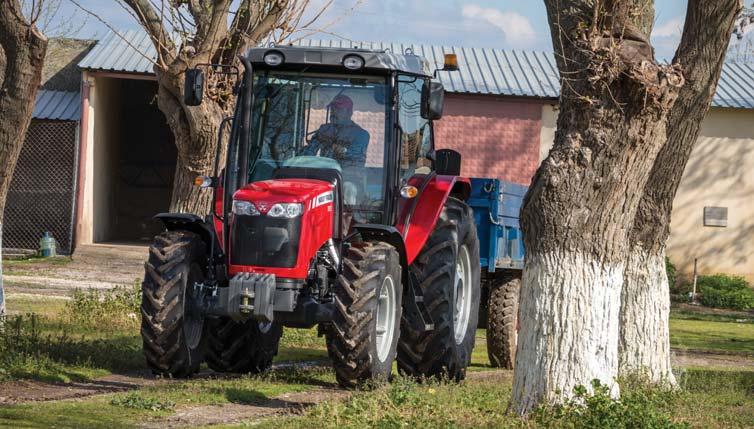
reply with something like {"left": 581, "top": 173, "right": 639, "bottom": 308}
{"left": 469, "top": 177, "right": 526, "bottom": 369}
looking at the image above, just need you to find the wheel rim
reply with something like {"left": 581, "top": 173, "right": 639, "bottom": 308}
{"left": 375, "top": 275, "right": 397, "bottom": 362}
{"left": 454, "top": 245, "right": 472, "bottom": 344}
{"left": 184, "top": 264, "right": 205, "bottom": 350}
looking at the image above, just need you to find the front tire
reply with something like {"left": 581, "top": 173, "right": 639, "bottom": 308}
{"left": 325, "top": 241, "right": 403, "bottom": 388}
{"left": 486, "top": 274, "right": 520, "bottom": 369}
{"left": 398, "top": 197, "right": 481, "bottom": 381}
{"left": 205, "top": 318, "right": 283, "bottom": 374}
{"left": 141, "top": 230, "right": 207, "bottom": 377}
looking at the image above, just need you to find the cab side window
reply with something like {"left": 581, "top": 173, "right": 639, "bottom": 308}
{"left": 397, "top": 76, "right": 433, "bottom": 181}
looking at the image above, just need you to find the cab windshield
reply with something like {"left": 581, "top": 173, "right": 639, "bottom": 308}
{"left": 247, "top": 72, "right": 389, "bottom": 223}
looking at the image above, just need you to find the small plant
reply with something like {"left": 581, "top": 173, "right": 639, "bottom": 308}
{"left": 110, "top": 392, "right": 175, "bottom": 411}
{"left": 696, "top": 274, "right": 754, "bottom": 310}
{"left": 531, "top": 379, "right": 686, "bottom": 429}
{"left": 65, "top": 282, "right": 141, "bottom": 330}
{"left": 665, "top": 257, "right": 677, "bottom": 289}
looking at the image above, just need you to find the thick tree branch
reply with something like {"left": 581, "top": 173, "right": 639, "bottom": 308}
{"left": 122, "top": 0, "right": 174, "bottom": 66}
{"left": 631, "top": 0, "right": 743, "bottom": 250}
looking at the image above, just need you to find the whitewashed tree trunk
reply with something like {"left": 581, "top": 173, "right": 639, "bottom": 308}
{"left": 0, "top": 223, "right": 4, "bottom": 319}
{"left": 511, "top": 250, "right": 622, "bottom": 415}
{"left": 618, "top": 245, "right": 675, "bottom": 385}
{"left": 618, "top": 0, "right": 741, "bottom": 387}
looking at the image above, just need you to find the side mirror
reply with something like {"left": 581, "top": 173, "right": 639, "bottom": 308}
{"left": 435, "top": 149, "right": 461, "bottom": 176}
{"left": 184, "top": 68, "right": 205, "bottom": 106}
{"left": 421, "top": 81, "right": 445, "bottom": 120}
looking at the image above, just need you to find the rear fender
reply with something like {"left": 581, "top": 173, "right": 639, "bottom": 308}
{"left": 396, "top": 175, "right": 471, "bottom": 265}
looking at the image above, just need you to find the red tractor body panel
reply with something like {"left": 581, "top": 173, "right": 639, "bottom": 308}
{"left": 228, "top": 179, "right": 334, "bottom": 280}
{"left": 396, "top": 175, "right": 471, "bottom": 264}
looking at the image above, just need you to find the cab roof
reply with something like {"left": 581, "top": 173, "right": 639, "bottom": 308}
{"left": 245, "top": 45, "right": 432, "bottom": 77}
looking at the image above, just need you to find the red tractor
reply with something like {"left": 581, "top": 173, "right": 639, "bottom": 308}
{"left": 141, "top": 46, "right": 481, "bottom": 387}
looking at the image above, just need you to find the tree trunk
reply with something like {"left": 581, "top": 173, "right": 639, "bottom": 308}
{"left": 619, "top": 0, "right": 742, "bottom": 384}
{"left": 619, "top": 245, "right": 674, "bottom": 384}
{"left": 0, "top": 1, "right": 48, "bottom": 318}
{"left": 511, "top": 0, "right": 683, "bottom": 414}
{"left": 154, "top": 68, "right": 225, "bottom": 214}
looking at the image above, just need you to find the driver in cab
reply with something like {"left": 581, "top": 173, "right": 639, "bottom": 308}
{"left": 302, "top": 94, "right": 369, "bottom": 168}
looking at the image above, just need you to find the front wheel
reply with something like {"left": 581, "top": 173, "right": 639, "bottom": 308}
{"left": 141, "top": 230, "right": 207, "bottom": 377}
{"left": 398, "top": 197, "right": 481, "bottom": 381}
{"left": 325, "top": 241, "right": 403, "bottom": 388}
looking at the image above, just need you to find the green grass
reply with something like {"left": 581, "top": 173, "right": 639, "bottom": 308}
{"left": 2, "top": 293, "right": 754, "bottom": 428}
{"left": 5, "top": 294, "right": 69, "bottom": 318}
{"left": 669, "top": 318, "right": 754, "bottom": 355}
{"left": 3, "top": 255, "right": 72, "bottom": 269}
{"left": 245, "top": 369, "right": 754, "bottom": 429}
{"left": 0, "top": 366, "right": 338, "bottom": 429}
{"left": 671, "top": 308, "right": 754, "bottom": 324}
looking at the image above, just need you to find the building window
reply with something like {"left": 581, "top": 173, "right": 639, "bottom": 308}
{"left": 703, "top": 206, "right": 728, "bottom": 227}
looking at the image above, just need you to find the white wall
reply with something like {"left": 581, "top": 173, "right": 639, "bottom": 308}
{"left": 667, "top": 108, "right": 754, "bottom": 281}
{"left": 540, "top": 104, "right": 557, "bottom": 162}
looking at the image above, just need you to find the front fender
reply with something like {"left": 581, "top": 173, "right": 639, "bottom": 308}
{"left": 154, "top": 213, "right": 224, "bottom": 260}
{"left": 396, "top": 175, "right": 471, "bottom": 264}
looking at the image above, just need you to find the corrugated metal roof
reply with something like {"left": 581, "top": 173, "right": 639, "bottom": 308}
{"left": 33, "top": 90, "right": 80, "bottom": 121}
{"left": 78, "top": 31, "right": 754, "bottom": 108}
{"left": 78, "top": 30, "right": 156, "bottom": 74}
{"left": 295, "top": 40, "right": 561, "bottom": 99}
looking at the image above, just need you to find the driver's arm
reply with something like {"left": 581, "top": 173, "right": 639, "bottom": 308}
{"left": 301, "top": 132, "right": 320, "bottom": 156}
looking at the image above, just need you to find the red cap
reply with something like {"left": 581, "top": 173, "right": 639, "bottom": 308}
{"left": 328, "top": 94, "right": 353, "bottom": 111}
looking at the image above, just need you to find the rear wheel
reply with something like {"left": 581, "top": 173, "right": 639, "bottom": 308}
{"left": 205, "top": 318, "right": 283, "bottom": 374}
{"left": 398, "top": 197, "right": 481, "bottom": 381}
{"left": 486, "top": 274, "right": 520, "bottom": 369}
{"left": 141, "top": 230, "right": 207, "bottom": 377}
{"left": 325, "top": 241, "right": 403, "bottom": 388}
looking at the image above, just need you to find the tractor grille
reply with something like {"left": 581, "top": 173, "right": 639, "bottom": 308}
{"left": 230, "top": 215, "right": 301, "bottom": 268}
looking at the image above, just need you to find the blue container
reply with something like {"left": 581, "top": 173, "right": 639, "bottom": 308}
{"left": 39, "top": 231, "right": 56, "bottom": 258}
{"left": 468, "top": 178, "right": 526, "bottom": 273}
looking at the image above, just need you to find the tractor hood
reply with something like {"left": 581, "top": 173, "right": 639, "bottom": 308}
{"left": 233, "top": 178, "right": 333, "bottom": 212}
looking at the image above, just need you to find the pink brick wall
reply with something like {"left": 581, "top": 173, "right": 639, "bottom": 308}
{"left": 435, "top": 94, "right": 542, "bottom": 186}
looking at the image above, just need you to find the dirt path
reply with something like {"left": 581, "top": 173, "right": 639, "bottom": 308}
{"left": 672, "top": 349, "right": 754, "bottom": 369}
{"left": 147, "top": 388, "right": 352, "bottom": 428}
{"left": 4, "top": 243, "right": 147, "bottom": 296}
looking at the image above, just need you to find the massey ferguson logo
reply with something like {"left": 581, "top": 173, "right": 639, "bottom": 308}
{"left": 310, "top": 191, "right": 334, "bottom": 209}
{"left": 257, "top": 202, "right": 269, "bottom": 212}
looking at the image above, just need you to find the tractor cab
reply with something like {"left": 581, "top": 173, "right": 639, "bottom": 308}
{"left": 142, "top": 45, "right": 480, "bottom": 388}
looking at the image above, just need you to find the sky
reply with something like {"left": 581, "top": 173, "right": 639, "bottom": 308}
{"left": 44, "top": 0, "right": 737, "bottom": 59}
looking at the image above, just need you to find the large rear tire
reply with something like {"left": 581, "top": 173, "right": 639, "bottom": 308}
{"left": 205, "top": 318, "right": 283, "bottom": 374}
{"left": 486, "top": 274, "right": 520, "bottom": 369}
{"left": 398, "top": 197, "right": 481, "bottom": 381}
{"left": 141, "top": 230, "right": 207, "bottom": 377}
{"left": 325, "top": 241, "right": 403, "bottom": 388}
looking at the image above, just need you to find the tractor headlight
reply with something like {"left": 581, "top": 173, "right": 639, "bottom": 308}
{"left": 232, "top": 200, "right": 260, "bottom": 216}
{"left": 343, "top": 54, "right": 365, "bottom": 70}
{"left": 267, "top": 203, "right": 303, "bottom": 218}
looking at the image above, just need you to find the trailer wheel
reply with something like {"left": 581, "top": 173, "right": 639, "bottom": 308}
{"left": 325, "top": 241, "right": 403, "bottom": 388}
{"left": 205, "top": 318, "right": 283, "bottom": 374}
{"left": 486, "top": 274, "right": 520, "bottom": 369}
{"left": 141, "top": 230, "right": 207, "bottom": 377}
{"left": 398, "top": 197, "right": 481, "bottom": 381}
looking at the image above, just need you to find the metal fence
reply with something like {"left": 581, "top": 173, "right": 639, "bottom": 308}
{"left": 2, "top": 120, "right": 78, "bottom": 254}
